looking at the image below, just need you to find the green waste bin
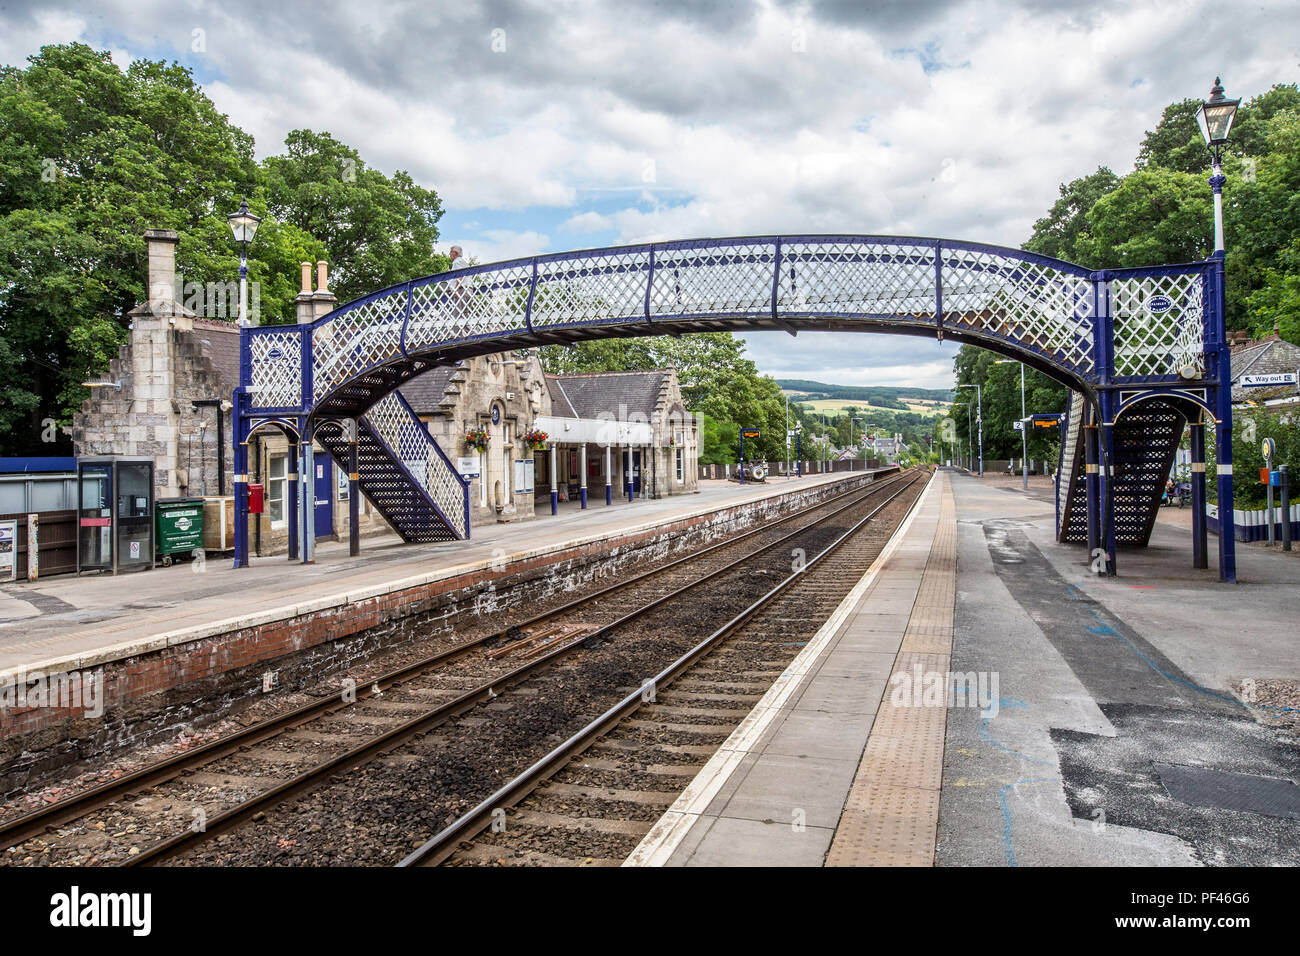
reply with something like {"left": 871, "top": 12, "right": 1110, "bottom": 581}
{"left": 155, "top": 497, "right": 205, "bottom": 567}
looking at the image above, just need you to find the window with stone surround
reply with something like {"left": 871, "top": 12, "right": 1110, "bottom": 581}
{"left": 268, "top": 454, "right": 288, "bottom": 528}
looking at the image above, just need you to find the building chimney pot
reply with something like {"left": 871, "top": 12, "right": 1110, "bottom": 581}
{"left": 143, "top": 229, "right": 180, "bottom": 318}
{"left": 301, "top": 261, "right": 312, "bottom": 294}
{"left": 311, "top": 259, "right": 337, "bottom": 320}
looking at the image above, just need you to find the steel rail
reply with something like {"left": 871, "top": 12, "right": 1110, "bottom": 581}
{"left": 494, "top": 469, "right": 907, "bottom": 640}
{"left": 125, "top": 471, "right": 912, "bottom": 865}
{"left": 0, "top": 472, "right": 895, "bottom": 854}
{"left": 399, "top": 470, "right": 928, "bottom": 866}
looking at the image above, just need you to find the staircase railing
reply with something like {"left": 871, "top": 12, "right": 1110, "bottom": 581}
{"left": 1056, "top": 392, "right": 1085, "bottom": 541}
{"left": 360, "top": 391, "right": 470, "bottom": 539}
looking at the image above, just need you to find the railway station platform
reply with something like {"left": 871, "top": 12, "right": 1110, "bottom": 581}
{"left": 628, "top": 469, "right": 1300, "bottom": 867}
{"left": 0, "top": 470, "right": 872, "bottom": 678}
{"left": 0, "top": 469, "right": 887, "bottom": 776}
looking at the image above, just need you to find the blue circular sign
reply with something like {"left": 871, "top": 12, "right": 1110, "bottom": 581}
{"left": 1146, "top": 294, "right": 1173, "bottom": 314}
{"left": 266, "top": 347, "right": 284, "bottom": 360}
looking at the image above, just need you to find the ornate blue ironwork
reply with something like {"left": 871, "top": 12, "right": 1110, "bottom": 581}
{"left": 232, "top": 233, "right": 1234, "bottom": 581}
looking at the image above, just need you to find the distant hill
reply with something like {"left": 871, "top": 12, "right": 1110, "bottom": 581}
{"left": 776, "top": 380, "right": 953, "bottom": 410}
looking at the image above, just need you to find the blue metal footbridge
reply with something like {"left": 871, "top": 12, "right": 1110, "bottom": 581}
{"left": 233, "top": 235, "right": 1236, "bottom": 581}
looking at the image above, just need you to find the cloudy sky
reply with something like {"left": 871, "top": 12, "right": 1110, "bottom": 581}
{"left": 3, "top": 0, "right": 1298, "bottom": 388}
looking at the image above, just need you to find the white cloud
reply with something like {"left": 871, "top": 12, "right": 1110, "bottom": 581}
{"left": 4, "top": 0, "right": 1298, "bottom": 387}
{"left": 451, "top": 229, "right": 552, "bottom": 264}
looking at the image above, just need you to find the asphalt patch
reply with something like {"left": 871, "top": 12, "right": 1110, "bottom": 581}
{"left": 982, "top": 520, "right": 1300, "bottom": 866}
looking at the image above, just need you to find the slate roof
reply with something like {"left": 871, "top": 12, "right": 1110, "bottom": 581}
{"left": 545, "top": 376, "right": 578, "bottom": 417}
{"left": 1230, "top": 336, "right": 1300, "bottom": 403}
{"left": 543, "top": 370, "right": 665, "bottom": 420}
{"left": 400, "top": 363, "right": 463, "bottom": 414}
{"left": 188, "top": 319, "right": 241, "bottom": 390}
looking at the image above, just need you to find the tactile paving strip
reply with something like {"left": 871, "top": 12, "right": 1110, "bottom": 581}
{"left": 827, "top": 479, "right": 956, "bottom": 867}
{"left": 826, "top": 785, "right": 941, "bottom": 867}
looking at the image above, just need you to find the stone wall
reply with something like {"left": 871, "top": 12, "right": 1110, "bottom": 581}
{"left": 419, "top": 353, "right": 543, "bottom": 526}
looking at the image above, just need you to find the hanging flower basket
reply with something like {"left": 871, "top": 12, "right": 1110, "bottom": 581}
{"left": 465, "top": 427, "right": 490, "bottom": 451}
{"left": 522, "top": 427, "right": 548, "bottom": 450}
{"left": 664, "top": 436, "right": 677, "bottom": 449}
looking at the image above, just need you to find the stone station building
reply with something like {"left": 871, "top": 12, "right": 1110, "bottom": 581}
{"left": 70, "top": 229, "right": 700, "bottom": 558}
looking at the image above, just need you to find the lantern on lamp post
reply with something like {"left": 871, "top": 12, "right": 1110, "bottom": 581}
{"left": 227, "top": 198, "right": 262, "bottom": 327}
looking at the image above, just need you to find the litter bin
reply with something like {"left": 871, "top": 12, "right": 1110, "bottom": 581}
{"left": 155, "top": 497, "right": 205, "bottom": 567}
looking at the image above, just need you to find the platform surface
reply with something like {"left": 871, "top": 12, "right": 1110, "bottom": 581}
{"left": 630, "top": 469, "right": 1300, "bottom": 867}
{"left": 628, "top": 471, "right": 950, "bottom": 866}
{"left": 0, "top": 471, "right": 855, "bottom": 678}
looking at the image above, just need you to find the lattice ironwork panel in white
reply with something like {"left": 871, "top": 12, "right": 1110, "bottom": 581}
{"left": 405, "top": 263, "right": 533, "bottom": 354}
{"left": 648, "top": 243, "right": 774, "bottom": 317}
{"left": 311, "top": 287, "right": 407, "bottom": 401}
{"left": 531, "top": 249, "right": 650, "bottom": 328}
{"left": 1110, "top": 274, "right": 1205, "bottom": 378}
{"left": 942, "top": 249, "right": 1094, "bottom": 373}
{"left": 248, "top": 330, "right": 303, "bottom": 409}
{"left": 362, "top": 393, "right": 467, "bottom": 539}
{"left": 779, "top": 241, "right": 936, "bottom": 318}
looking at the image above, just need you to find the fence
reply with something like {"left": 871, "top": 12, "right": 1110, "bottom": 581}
{"left": 0, "top": 510, "right": 77, "bottom": 578}
{"left": 697, "top": 459, "right": 886, "bottom": 480}
{"left": 1206, "top": 502, "right": 1300, "bottom": 543}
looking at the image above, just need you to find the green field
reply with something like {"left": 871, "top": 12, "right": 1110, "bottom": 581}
{"left": 791, "top": 397, "right": 949, "bottom": 416}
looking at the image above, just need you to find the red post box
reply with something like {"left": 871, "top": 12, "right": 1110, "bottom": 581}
{"left": 248, "top": 483, "right": 265, "bottom": 514}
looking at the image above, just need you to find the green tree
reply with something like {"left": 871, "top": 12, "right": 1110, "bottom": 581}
{"left": 0, "top": 43, "right": 453, "bottom": 453}
{"left": 1075, "top": 166, "right": 1210, "bottom": 267}
{"left": 1136, "top": 84, "right": 1300, "bottom": 174}
{"left": 696, "top": 412, "right": 738, "bottom": 465}
{"left": 1246, "top": 238, "right": 1300, "bottom": 341}
{"left": 0, "top": 44, "right": 259, "bottom": 451}
{"left": 1023, "top": 167, "right": 1120, "bottom": 263}
{"left": 263, "top": 129, "right": 447, "bottom": 304}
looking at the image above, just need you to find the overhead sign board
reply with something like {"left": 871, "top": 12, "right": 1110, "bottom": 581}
{"left": 741, "top": 428, "right": 761, "bottom": 439}
{"left": 1240, "top": 373, "right": 1297, "bottom": 388}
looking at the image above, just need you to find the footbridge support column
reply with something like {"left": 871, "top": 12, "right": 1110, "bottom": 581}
{"left": 1099, "top": 392, "right": 1117, "bottom": 577}
{"left": 1190, "top": 420, "right": 1208, "bottom": 569}
{"left": 348, "top": 419, "right": 360, "bottom": 558}
{"left": 233, "top": 395, "right": 249, "bottom": 570}
{"left": 1084, "top": 412, "right": 1101, "bottom": 573}
{"left": 299, "top": 433, "right": 315, "bottom": 564}
{"left": 580, "top": 444, "right": 588, "bottom": 508}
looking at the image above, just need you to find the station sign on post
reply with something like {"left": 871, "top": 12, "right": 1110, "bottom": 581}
{"left": 1262, "top": 437, "right": 1277, "bottom": 547}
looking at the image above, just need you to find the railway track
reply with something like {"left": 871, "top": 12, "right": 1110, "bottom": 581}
{"left": 404, "top": 469, "right": 929, "bottom": 866}
{"left": 0, "top": 471, "right": 907, "bottom": 867}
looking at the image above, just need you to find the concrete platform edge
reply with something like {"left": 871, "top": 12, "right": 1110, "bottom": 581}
{"left": 624, "top": 471, "right": 939, "bottom": 867}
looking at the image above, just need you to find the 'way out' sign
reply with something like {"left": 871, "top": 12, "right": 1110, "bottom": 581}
{"left": 1240, "top": 373, "right": 1297, "bottom": 388}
